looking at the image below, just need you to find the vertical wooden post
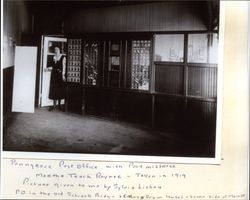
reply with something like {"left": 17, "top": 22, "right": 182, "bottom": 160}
{"left": 107, "top": 41, "right": 111, "bottom": 87}
{"left": 151, "top": 94, "right": 155, "bottom": 128}
{"left": 124, "top": 40, "right": 128, "bottom": 88}
{"left": 65, "top": 84, "right": 69, "bottom": 113}
{"left": 81, "top": 39, "right": 84, "bottom": 115}
{"left": 183, "top": 34, "right": 188, "bottom": 111}
{"left": 118, "top": 40, "right": 122, "bottom": 88}
{"left": 151, "top": 35, "right": 155, "bottom": 128}
{"left": 102, "top": 41, "right": 106, "bottom": 87}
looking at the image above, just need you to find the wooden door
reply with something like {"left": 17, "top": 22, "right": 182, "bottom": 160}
{"left": 40, "top": 36, "right": 67, "bottom": 107}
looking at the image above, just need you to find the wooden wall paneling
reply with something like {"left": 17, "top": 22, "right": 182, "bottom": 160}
{"left": 150, "top": 35, "right": 156, "bottom": 93}
{"left": 185, "top": 100, "right": 217, "bottom": 146}
{"left": 116, "top": 91, "right": 152, "bottom": 125}
{"left": 154, "top": 95, "right": 185, "bottom": 133}
{"left": 151, "top": 36, "right": 156, "bottom": 127}
{"left": 64, "top": 2, "right": 207, "bottom": 33}
{"left": 151, "top": 2, "right": 175, "bottom": 31}
{"left": 125, "top": 39, "right": 132, "bottom": 89}
{"left": 119, "top": 6, "right": 127, "bottom": 33}
{"left": 184, "top": 34, "right": 188, "bottom": 97}
{"left": 106, "top": 40, "right": 111, "bottom": 87}
{"left": 124, "top": 6, "right": 131, "bottom": 31}
{"left": 136, "top": 3, "right": 151, "bottom": 32}
{"left": 151, "top": 94, "right": 155, "bottom": 127}
{"left": 184, "top": 100, "right": 216, "bottom": 157}
{"left": 149, "top": 2, "right": 207, "bottom": 31}
{"left": 84, "top": 88, "right": 113, "bottom": 117}
{"left": 155, "top": 64, "right": 184, "bottom": 95}
{"left": 183, "top": 33, "right": 189, "bottom": 113}
{"left": 102, "top": 41, "right": 106, "bottom": 87}
{"left": 65, "top": 32, "right": 218, "bottom": 141}
{"left": 152, "top": 31, "right": 217, "bottom": 139}
{"left": 109, "top": 7, "right": 121, "bottom": 32}
{"left": 84, "top": 88, "right": 152, "bottom": 124}
{"left": 123, "top": 40, "right": 128, "bottom": 88}
{"left": 120, "top": 40, "right": 126, "bottom": 88}
{"left": 108, "top": 71, "right": 120, "bottom": 88}
{"left": 187, "top": 66, "right": 217, "bottom": 98}
{"left": 118, "top": 40, "right": 122, "bottom": 88}
{"left": 66, "top": 84, "right": 83, "bottom": 114}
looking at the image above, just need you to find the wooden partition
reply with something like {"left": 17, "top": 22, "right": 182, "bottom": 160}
{"left": 155, "top": 64, "right": 184, "bottom": 94}
{"left": 65, "top": 32, "right": 218, "bottom": 151}
{"left": 188, "top": 65, "right": 217, "bottom": 98}
{"left": 84, "top": 87, "right": 152, "bottom": 125}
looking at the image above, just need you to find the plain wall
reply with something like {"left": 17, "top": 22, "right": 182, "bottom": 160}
{"left": 3, "top": 0, "right": 31, "bottom": 68}
{"left": 3, "top": 0, "right": 32, "bottom": 122}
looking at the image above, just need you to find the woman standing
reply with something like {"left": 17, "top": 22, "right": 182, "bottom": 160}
{"left": 47, "top": 46, "right": 66, "bottom": 111}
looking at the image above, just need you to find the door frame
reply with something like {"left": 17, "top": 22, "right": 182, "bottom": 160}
{"left": 38, "top": 35, "right": 67, "bottom": 107}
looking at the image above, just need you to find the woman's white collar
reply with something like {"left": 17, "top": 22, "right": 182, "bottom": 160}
{"left": 53, "top": 54, "right": 62, "bottom": 61}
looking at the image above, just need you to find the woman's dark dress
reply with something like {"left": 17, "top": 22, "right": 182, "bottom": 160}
{"left": 49, "top": 55, "right": 66, "bottom": 100}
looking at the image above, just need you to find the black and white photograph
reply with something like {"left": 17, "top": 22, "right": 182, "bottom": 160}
{"left": 3, "top": 0, "right": 220, "bottom": 158}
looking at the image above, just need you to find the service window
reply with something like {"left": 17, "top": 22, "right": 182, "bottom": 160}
{"left": 154, "top": 34, "right": 184, "bottom": 62}
{"left": 188, "top": 33, "right": 218, "bottom": 64}
{"left": 187, "top": 33, "right": 219, "bottom": 99}
{"left": 154, "top": 34, "right": 184, "bottom": 94}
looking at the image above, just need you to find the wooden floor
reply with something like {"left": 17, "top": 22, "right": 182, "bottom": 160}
{"left": 3, "top": 108, "right": 214, "bottom": 157}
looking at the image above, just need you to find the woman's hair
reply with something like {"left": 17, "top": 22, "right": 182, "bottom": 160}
{"left": 54, "top": 45, "right": 61, "bottom": 50}
{"left": 54, "top": 46, "right": 61, "bottom": 54}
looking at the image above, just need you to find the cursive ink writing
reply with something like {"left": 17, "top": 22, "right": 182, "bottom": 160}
{"left": 10, "top": 159, "right": 52, "bottom": 170}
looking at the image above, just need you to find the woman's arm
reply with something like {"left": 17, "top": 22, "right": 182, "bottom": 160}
{"left": 44, "top": 66, "right": 52, "bottom": 72}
